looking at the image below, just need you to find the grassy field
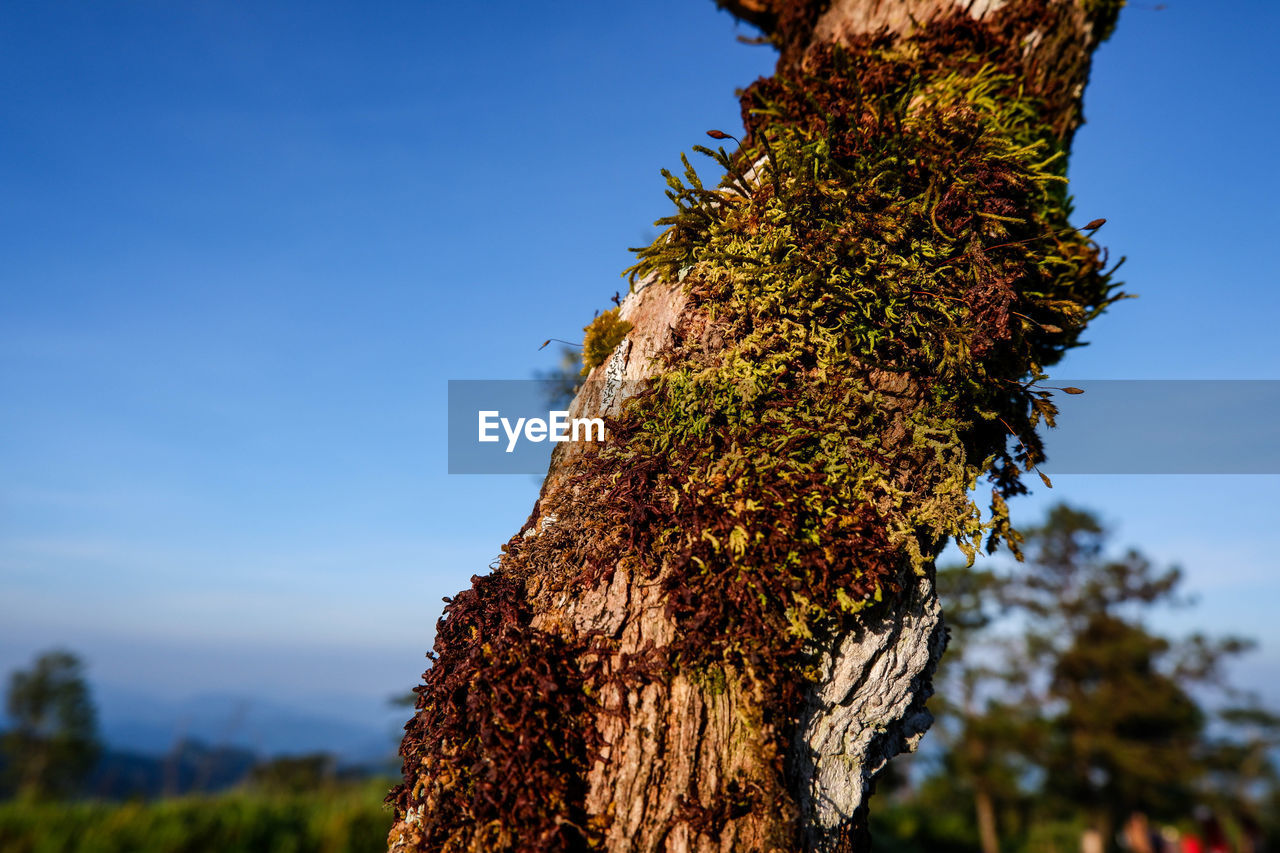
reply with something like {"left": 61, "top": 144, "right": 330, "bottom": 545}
{"left": 0, "top": 781, "right": 391, "bottom": 853}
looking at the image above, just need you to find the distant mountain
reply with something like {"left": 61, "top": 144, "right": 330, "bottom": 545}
{"left": 85, "top": 739, "right": 259, "bottom": 799}
{"left": 96, "top": 686, "right": 403, "bottom": 763}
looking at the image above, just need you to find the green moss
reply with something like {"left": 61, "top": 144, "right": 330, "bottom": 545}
{"left": 609, "top": 37, "right": 1120, "bottom": 641}
{"left": 693, "top": 663, "right": 730, "bottom": 696}
{"left": 580, "top": 306, "right": 633, "bottom": 375}
{"left": 577, "top": 20, "right": 1118, "bottom": 834}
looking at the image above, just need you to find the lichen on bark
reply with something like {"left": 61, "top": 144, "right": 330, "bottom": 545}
{"left": 389, "top": 3, "right": 1124, "bottom": 851}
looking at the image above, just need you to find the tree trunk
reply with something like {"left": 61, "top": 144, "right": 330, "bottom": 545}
{"left": 389, "top": 2, "right": 1121, "bottom": 851}
{"left": 976, "top": 786, "right": 1001, "bottom": 853}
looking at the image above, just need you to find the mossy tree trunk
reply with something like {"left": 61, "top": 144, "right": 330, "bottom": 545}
{"left": 389, "top": 2, "right": 1122, "bottom": 851}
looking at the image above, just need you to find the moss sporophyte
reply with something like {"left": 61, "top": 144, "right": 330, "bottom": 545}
{"left": 391, "top": 8, "right": 1125, "bottom": 851}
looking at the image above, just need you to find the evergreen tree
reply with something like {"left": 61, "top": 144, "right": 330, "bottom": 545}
{"left": 3, "top": 650, "right": 101, "bottom": 800}
{"left": 923, "top": 505, "right": 1257, "bottom": 851}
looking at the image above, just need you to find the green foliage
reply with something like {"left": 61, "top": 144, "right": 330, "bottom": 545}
{"left": 895, "top": 504, "right": 1272, "bottom": 851}
{"left": 0, "top": 782, "right": 391, "bottom": 853}
{"left": 870, "top": 797, "right": 979, "bottom": 853}
{"left": 3, "top": 650, "right": 101, "bottom": 801}
{"left": 1201, "top": 703, "right": 1280, "bottom": 814}
{"left": 1012, "top": 506, "right": 1251, "bottom": 823}
{"left": 579, "top": 307, "right": 633, "bottom": 375}
{"left": 248, "top": 755, "right": 338, "bottom": 796}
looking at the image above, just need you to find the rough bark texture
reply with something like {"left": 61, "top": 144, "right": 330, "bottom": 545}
{"left": 389, "top": 2, "right": 1120, "bottom": 851}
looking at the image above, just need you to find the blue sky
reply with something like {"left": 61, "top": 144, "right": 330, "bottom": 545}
{"left": 2, "top": 1, "right": 1278, "bottom": 748}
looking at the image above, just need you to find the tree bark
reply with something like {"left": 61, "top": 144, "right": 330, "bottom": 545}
{"left": 389, "top": 2, "right": 1121, "bottom": 851}
{"left": 976, "top": 785, "right": 1001, "bottom": 853}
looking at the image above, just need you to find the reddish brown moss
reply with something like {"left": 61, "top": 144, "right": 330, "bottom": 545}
{"left": 390, "top": 572, "right": 602, "bottom": 852}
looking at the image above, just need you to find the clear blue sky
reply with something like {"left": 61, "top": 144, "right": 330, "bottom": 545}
{"left": 2, "top": 1, "right": 1278, "bottom": 746}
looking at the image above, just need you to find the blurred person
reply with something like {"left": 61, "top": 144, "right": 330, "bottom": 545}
{"left": 1125, "top": 813, "right": 1157, "bottom": 853}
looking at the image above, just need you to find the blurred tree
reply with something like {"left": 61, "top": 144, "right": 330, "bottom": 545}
{"left": 1043, "top": 613, "right": 1204, "bottom": 833}
{"left": 248, "top": 753, "right": 338, "bottom": 794}
{"left": 1013, "top": 506, "right": 1248, "bottom": 839}
{"left": 933, "top": 565, "right": 1041, "bottom": 853}
{"left": 925, "top": 505, "right": 1257, "bottom": 852}
{"left": 1200, "top": 702, "right": 1280, "bottom": 830}
{"left": 3, "top": 650, "right": 101, "bottom": 800}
